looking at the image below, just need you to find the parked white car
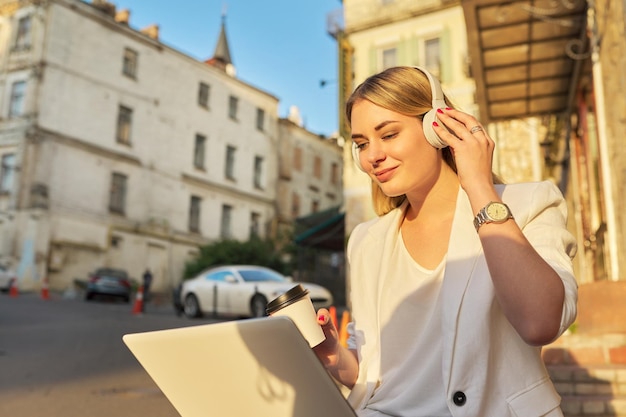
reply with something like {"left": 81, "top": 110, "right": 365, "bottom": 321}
{"left": 0, "top": 265, "right": 15, "bottom": 292}
{"left": 180, "top": 265, "right": 333, "bottom": 319}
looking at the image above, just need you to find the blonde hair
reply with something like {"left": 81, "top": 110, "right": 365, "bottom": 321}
{"left": 346, "top": 66, "right": 500, "bottom": 216}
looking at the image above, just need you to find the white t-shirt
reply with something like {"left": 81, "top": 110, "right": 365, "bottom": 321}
{"left": 360, "top": 231, "right": 451, "bottom": 417}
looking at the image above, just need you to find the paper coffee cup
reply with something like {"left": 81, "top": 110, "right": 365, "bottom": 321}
{"left": 266, "top": 284, "right": 326, "bottom": 347}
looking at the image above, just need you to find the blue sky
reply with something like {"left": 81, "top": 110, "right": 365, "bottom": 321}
{"left": 109, "top": 0, "right": 342, "bottom": 137}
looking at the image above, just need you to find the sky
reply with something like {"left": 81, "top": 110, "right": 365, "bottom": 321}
{"left": 109, "top": 0, "right": 342, "bottom": 138}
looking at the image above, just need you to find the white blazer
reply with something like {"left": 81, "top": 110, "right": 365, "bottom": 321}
{"left": 345, "top": 181, "right": 578, "bottom": 417}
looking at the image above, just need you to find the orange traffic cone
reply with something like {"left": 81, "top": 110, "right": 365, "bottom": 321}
{"left": 132, "top": 285, "right": 144, "bottom": 315}
{"left": 329, "top": 306, "right": 338, "bottom": 328}
{"left": 338, "top": 310, "right": 350, "bottom": 348}
{"left": 41, "top": 277, "right": 50, "bottom": 300}
{"left": 9, "top": 277, "right": 18, "bottom": 298}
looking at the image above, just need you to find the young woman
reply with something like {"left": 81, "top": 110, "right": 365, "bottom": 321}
{"left": 314, "top": 66, "right": 578, "bottom": 417}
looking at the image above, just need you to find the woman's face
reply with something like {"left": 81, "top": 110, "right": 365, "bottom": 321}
{"left": 350, "top": 99, "right": 442, "bottom": 197}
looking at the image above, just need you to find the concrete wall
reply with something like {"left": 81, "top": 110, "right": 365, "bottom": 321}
{"left": 594, "top": 0, "right": 626, "bottom": 279}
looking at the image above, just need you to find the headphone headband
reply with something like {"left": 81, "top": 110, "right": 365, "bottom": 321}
{"left": 413, "top": 66, "right": 446, "bottom": 109}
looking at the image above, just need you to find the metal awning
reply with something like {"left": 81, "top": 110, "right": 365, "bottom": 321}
{"left": 294, "top": 206, "right": 345, "bottom": 251}
{"left": 462, "top": 0, "right": 589, "bottom": 122}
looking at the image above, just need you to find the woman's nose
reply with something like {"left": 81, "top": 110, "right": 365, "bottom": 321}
{"left": 365, "top": 143, "right": 385, "bottom": 167}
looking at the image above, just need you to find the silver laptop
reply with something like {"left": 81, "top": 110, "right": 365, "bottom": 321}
{"left": 123, "top": 316, "right": 357, "bottom": 417}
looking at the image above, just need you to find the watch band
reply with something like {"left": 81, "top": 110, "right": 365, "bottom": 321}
{"left": 473, "top": 201, "right": 513, "bottom": 231}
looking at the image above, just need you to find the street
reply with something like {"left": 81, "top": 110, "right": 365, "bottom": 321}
{"left": 0, "top": 292, "right": 223, "bottom": 417}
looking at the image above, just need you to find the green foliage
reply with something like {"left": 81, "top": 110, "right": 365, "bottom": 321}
{"left": 183, "top": 237, "right": 293, "bottom": 280}
{"left": 567, "top": 322, "right": 578, "bottom": 334}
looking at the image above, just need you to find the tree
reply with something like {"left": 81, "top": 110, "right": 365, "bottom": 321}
{"left": 183, "top": 236, "right": 294, "bottom": 279}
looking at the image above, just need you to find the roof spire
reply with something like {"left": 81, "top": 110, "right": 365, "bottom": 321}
{"left": 205, "top": 4, "right": 235, "bottom": 75}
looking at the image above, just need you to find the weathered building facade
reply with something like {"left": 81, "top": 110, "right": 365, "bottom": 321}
{"left": 277, "top": 115, "right": 343, "bottom": 233}
{"left": 0, "top": 0, "right": 343, "bottom": 293}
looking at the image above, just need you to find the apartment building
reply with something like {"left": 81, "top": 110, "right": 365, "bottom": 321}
{"left": 0, "top": 0, "right": 343, "bottom": 292}
{"left": 277, "top": 114, "right": 343, "bottom": 232}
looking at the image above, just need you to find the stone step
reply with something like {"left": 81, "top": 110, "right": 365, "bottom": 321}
{"left": 549, "top": 364, "right": 626, "bottom": 399}
{"left": 548, "top": 364, "right": 626, "bottom": 387}
{"left": 547, "top": 364, "right": 626, "bottom": 416}
{"left": 543, "top": 328, "right": 626, "bottom": 415}
{"left": 544, "top": 333, "right": 626, "bottom": 366}
{"left": 560, "top": 394, "right": 626, "bottom": 416}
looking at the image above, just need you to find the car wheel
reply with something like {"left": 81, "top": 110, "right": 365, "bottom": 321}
{"left": 183, "top": 294, "right": 202, "bottom": 318}
{"left": 85, "top": 292, "right": 94, "bottom": 301}
{"left": 250, "top": 294, "right": 268, "bottom": 318}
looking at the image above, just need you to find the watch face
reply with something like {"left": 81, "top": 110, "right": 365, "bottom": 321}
{"left": 486, "top": 203, "right": 509, "bottom": 221}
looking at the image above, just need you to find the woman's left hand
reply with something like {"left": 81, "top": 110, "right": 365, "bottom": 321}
{"left": 432, "top": 108, "right": 495, "bottom": 196}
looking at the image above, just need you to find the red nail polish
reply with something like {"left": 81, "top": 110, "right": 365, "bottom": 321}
{"left": 445, "top": 107, "right": 452, "bottom": 110}
{"left": 318, "top": 314, "right": 325, "bottom": 321}
{"left": 437, "top": 108, "right": 443, "bottom": 114}
{"left": 433, "top": 121, "right": 439, "bottom": 127}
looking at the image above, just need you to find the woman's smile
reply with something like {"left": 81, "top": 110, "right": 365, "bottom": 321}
{"left": 373, "top": 166, "right": 397, "bottom": 182}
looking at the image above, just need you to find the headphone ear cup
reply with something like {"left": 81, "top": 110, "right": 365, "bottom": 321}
{"left": 351, "top": 142, "right": 365, "bottom": 172}
{"left": 422, "top": 109, "right": 449, "bottom": 149}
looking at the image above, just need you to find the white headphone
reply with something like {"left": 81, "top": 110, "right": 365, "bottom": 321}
{"left": 351, "top": 66, "right": 448, "bottom": 172}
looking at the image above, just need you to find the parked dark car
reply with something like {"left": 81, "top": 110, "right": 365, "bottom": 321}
{"left": 85, "top": 268, "right": 132, "bottom": 302}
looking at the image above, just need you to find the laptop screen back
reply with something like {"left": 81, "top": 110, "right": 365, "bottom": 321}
{"left": 123, "top": 316, "right": 356, "bottom": 417}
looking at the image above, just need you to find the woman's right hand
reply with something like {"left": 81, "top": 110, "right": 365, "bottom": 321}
{"left": 313, "top": 308, "right": 359, "bottom": 389}
{"left": 312, "top": 308, "right": 341, "bottom": 368}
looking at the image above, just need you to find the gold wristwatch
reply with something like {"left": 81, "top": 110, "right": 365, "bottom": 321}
{"left": 473, "top": 201, "right": 514, "bottom": 231}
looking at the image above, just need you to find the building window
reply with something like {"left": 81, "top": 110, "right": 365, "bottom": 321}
{"left": 291, "top": 192, "right": 300, "bottom": 218}
{"left": 331, "top": 162, "right": 339, "bottom": 185}
{"left": 220, "top": 204, "right": 233, "bottom": 239}
{"left": 313, "top": 156, "right": 322, "bottom": 179}
{"left": 189, "top": 195, "right": 201, "bottom": 233}
{"left": 13, "top": 16, "right": 31, "bottom": 50}
{"left": 116, "top": 105, "right": 133, "bottom": 145}
{"left": 122, "top": 47, "right": 138, "bottom": 78}
{"left": 109, "top": 173, "right": 127, "bottom": 214}
{"left": 256, "top": 108, "right": 265, "bottom": 131}
{"left": 250, "top": 212, "right": 261, "bottom": 238}
{"left": 8, "top": 81, "right": 26, "bottom": 118}
{"left": 193, "top": 134, "right": 206, "bottom": 169}
{"left": 225, "top": 145, "right": 236, "bottom": 180}
{"left": 0, "top": 154, "right": 16, "bottom": 193}
{"left": 228, "top": 95, "right": 239, "bottom": 120}
{"left": 253, "top": 156, "right": 263, "bottom": 189}
{"left": 293, "top": 147, "right": 302, "bottom": 172}
{"left": 424, "top": 37, "right": 441, "bottom": 78}
{"left": 311, "top": 200, "right": 320, "bottom": 213}
{"left": 381, "top": 47, "right": 397, "bottom": 70}
{"left": 198, "top": 82, "right": 210, "bottom": 108}
{"left": 30, "top": 183, "right": 49, "bottom": 209}
{"left": 110, "top": 235, "right": 123, "bottom": 248}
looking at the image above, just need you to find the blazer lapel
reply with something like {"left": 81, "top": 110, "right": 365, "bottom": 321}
{"left": 361, "top": 203, "right": 407, "bottom": 320}
{"left": 440, "top": 187, "right": 484, "bottom": 383}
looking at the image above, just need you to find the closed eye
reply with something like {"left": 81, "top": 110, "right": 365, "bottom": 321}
{"left": 354, "top": 141, "right": 368, "bottom": 151}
